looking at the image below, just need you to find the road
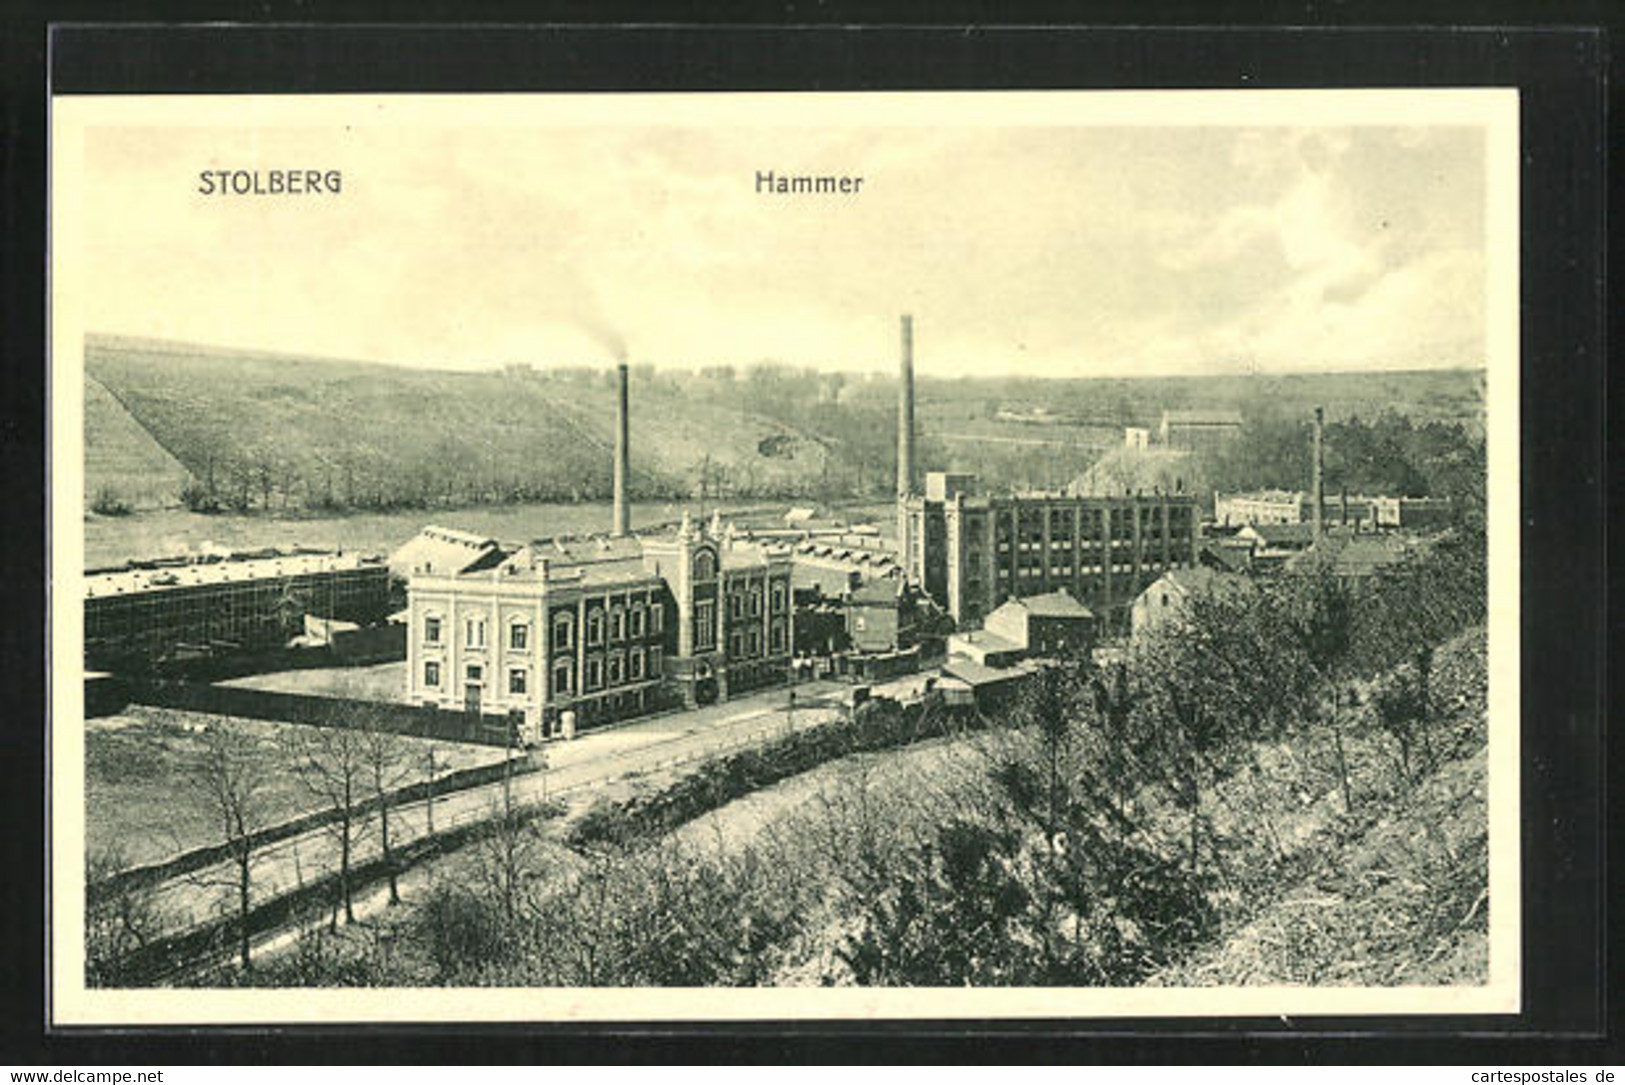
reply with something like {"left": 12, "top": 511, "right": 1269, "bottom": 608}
{"left": 141, "top": 673, "right": 934, "bottom": 945}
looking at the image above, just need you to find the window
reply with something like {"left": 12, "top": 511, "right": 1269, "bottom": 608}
{"left": 508, "top": 668, "right": 527, "bottom": 695}
{"left": 611, "top": 606, "right": 625, "bottom": 641}
{"left": 730, "top": 594, "right": 745, "bottom": 620}
{"left": 771, "top": 623, "right": 785, "bottom": 653}
{"left": 629, "top": 605, "right": 645, "bottom": 637}
{"left": 586, "top": 656, "right": 604, "bottom": 691}
{"left": 650, "top": 604, "right": 664, "bottom": 633}
{"left": 608, "top": 653, "right": 623, "bottom": 684}
{"left": 731, "top": 632, "right": 745, "bottom": 657}
{"left": 747, "top": 629, "right": 761, "bottom": 655}
{"left": 694, "top": 600, "right": 716, "bottom": 650}
{"left": 630, "top": 647, "right": 645, "bottom": 680}
{"left": 465, "top": 617, "right": 486, "bottom": 649}
{"left": 509, "top": 623, "right": 528, "bottom": 651}
{"left": 587, "top": 609, "right": 605, "bottom": 646}
{"left": 424, "top": 661, "right": 440, "bottom": 687}
{"left": 553, "top": 612, "right": 573, "bottom": 651}
{"left": 466, "top": 663, "right": 482, "bottom": 683}
{"left": 648, "top": 646, "right": 663, "bottom": 675}
{"left": 553, "top": 661, "right": 572, "bottom": 696}
{"left": 749, "top": 588, "right": 762, "bottom": 617}
{"left": 424, "top": 616, "right": 442, "bottom": 644}
{"left": 771, "top": 583, "right": 786, "bottom": 613}
{"left": 694, "top": 551, "right": 716, "bottom": 580}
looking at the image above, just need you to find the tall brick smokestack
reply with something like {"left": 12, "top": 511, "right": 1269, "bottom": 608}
{"left": 612, "top": 360, "right": 630, "bottom": 537}
{"left": 1311, "top": 406, "right": 1325, "bottom": 540}
{"left": 897, "top": 314, "right": 916, "bottom": 500}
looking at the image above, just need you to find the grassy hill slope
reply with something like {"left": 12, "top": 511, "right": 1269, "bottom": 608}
{"left": 85, "top": 336, "right": 831, "bottom": 510}
{"left": 83, "top": 374, "right": 196, "bottom": 510}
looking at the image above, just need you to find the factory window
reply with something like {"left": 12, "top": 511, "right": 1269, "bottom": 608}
{"left": 629, "top": 605, "right": 645, "bottom": 637}
{"left": 586, "top": 657, "right": 604, "bottom": 691}
{"left": 748, "top": 629, "right": 761, "bottom": 655}
{"left": 424, "top": 616, "right": 442, "bottom": 644}
{"left": 509, "top": 622, "right": 528, "bottom": 651}
{"left": 648, "top": 647, "right": 663, "bottom": 676}
{"left": 424, "top": 661, "right": 440, "bottom": 688}
{"left": 749, "top": 588, "right": 762, "bottom": 617}
{"left": 553, "top": 661, "right": 572, "bottom": 696}
{"left": 508, "top": 668, "right": 527, "bottom": 695}
{"left": 465, "top": 617, "right": 487, "bottom": 649}
{"left": 553, "top": 612, "right": 573, "bottom": 651}
{"left": 694, "top": 551, "right": 716, "bottom": 581}
{"left": 695, "top": 601, "right": 717, "bottom": 650}
{"left": 630, "top": 647, "right": 645, "bottom": 680}
{"left": 730, "top": 595, "right": 745, "bottom": 620}
{"left": 771, "top": 582, "right": 786, "bottom": 612}
{"left": 608, "top": 653, "right": 623, "bottom": 685}
{"left": 587, "top": 610, "right": 605, "bottom": 646}
{"left": 771, "top": 623, "right": 785, "bottom": 653}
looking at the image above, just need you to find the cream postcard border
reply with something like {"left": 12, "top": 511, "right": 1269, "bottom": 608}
{"left": 48, "top": 89, "right": 1521, "bottom": 1025}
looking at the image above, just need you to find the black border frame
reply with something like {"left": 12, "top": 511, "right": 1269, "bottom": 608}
{"left": 3, "top": 14, "right": 1612, "bottom": 1064}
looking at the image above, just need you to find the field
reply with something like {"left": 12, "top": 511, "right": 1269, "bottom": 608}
{"left": 84, "top": 334, "right": 831, "bottom": 513}
{"left": 85, "top": 706, "right": 508, "bottom": 868}
{"left": 83, "top": 375, "right": 195, "bottom": 510}
{"left": 219, "top": 661, "right": 409, "bottom": 703}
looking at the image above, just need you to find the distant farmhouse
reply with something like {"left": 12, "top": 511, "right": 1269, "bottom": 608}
{"left": 1158, "top": 408, "right": 1242, "bottom": 452}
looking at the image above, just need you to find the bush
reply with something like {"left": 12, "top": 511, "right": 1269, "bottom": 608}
{"left": 90, "top": 486, "right": 132, "bottom": 516}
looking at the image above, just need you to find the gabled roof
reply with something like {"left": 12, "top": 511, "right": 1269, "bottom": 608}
{"left": 1008, "top": 590, "right": 1095, "bottom": 619}
{"left": 1241, "top": 522, "right": 1318, "bottom": 547}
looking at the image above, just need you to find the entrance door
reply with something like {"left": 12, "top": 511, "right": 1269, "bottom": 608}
{"left": 695, "top": 677, "right": 719, "bottom": 705}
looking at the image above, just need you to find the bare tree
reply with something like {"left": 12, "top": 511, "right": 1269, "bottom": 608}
{"left": 187, "top": 718, "right": 273, "bottom": 972}
{"left": 85, "top": 844, "right": 166, "bottom": 986}
{"left": 284, "top": 707, "right": 371, "bottom": 928}
{"left": 358, "top": 708, "right": 414, "bottom": 905}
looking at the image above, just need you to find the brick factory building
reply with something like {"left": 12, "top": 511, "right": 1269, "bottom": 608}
{"left": 890, "top": 315, "right": 1199, "bottom": 630}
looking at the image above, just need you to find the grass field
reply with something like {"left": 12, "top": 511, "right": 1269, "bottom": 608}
{"left": 85, "top": 706, "right": 508, "bottom": 868}
{"left": 220, "top": 662, "right": 409, "bottom": 703}
{"left": 84, "top": 334, "right": 831, "bottom": 513}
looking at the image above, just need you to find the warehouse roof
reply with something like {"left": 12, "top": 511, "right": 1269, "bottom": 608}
{"left": 85, "top": 549, "right": 381, "bottom": 599}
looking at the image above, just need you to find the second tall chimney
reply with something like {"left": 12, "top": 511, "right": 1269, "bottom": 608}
{"left": 612, "top": 360, "right": 630, "bottom": 537}
{"left": 897, "top": 314, "right": 916, "bottom": 500}
{"left": 1311, "top": 406, "right": 1325, "bottom": 540}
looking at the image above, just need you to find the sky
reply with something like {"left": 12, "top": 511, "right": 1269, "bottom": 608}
{"left": 80, "top": 113, "right": 1490, "bottom": 379}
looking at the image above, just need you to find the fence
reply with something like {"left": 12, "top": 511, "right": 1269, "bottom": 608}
{"left": 126, "top": 679, "right": 514, "bottom": 746}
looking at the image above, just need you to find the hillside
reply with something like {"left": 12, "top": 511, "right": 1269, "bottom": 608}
{"left": 83, "top": 335, "right": 831, "bottom": 512}
{"left": 83, "top": 374, "right": 196, "bottom": 510}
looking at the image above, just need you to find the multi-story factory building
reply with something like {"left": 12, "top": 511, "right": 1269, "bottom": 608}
{"left": 900, "top": 473, "right": 1198, "bottom": 628}
{"left": 84, "top": 549, "right": 390, "bottom": 670}
{"left": 891, "top": 316, "right": 1198, "bottom": 628}
{"left": 404, "top": 362, "right": 793, "bottom": 740}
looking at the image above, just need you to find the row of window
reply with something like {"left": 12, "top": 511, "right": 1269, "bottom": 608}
{"left": 725, "top": 581, "right": 788, "bottom": 620}
{"left": 728, "top": 622, "right": 788, "bottom": 659}
{"left": 423, "top": 645, "right": 666, "bottom": 697}
{"left": 422, "top": 602, "right": 666, "bottom": 652}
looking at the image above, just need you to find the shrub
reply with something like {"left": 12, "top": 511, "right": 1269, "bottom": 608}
{"left": 90, "top": 486, "right": 132, "bottom": 516}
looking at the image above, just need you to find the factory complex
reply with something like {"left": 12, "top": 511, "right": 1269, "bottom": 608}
{"left": 84, "top": 314, "right": 1458, "bottom": 743}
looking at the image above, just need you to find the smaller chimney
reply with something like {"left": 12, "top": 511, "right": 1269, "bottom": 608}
{"left": 612, "top": 360, "right": 630, "bottom": 537}
{"left": 1311, "top": 406, "right": 1325, "bottom": 540}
